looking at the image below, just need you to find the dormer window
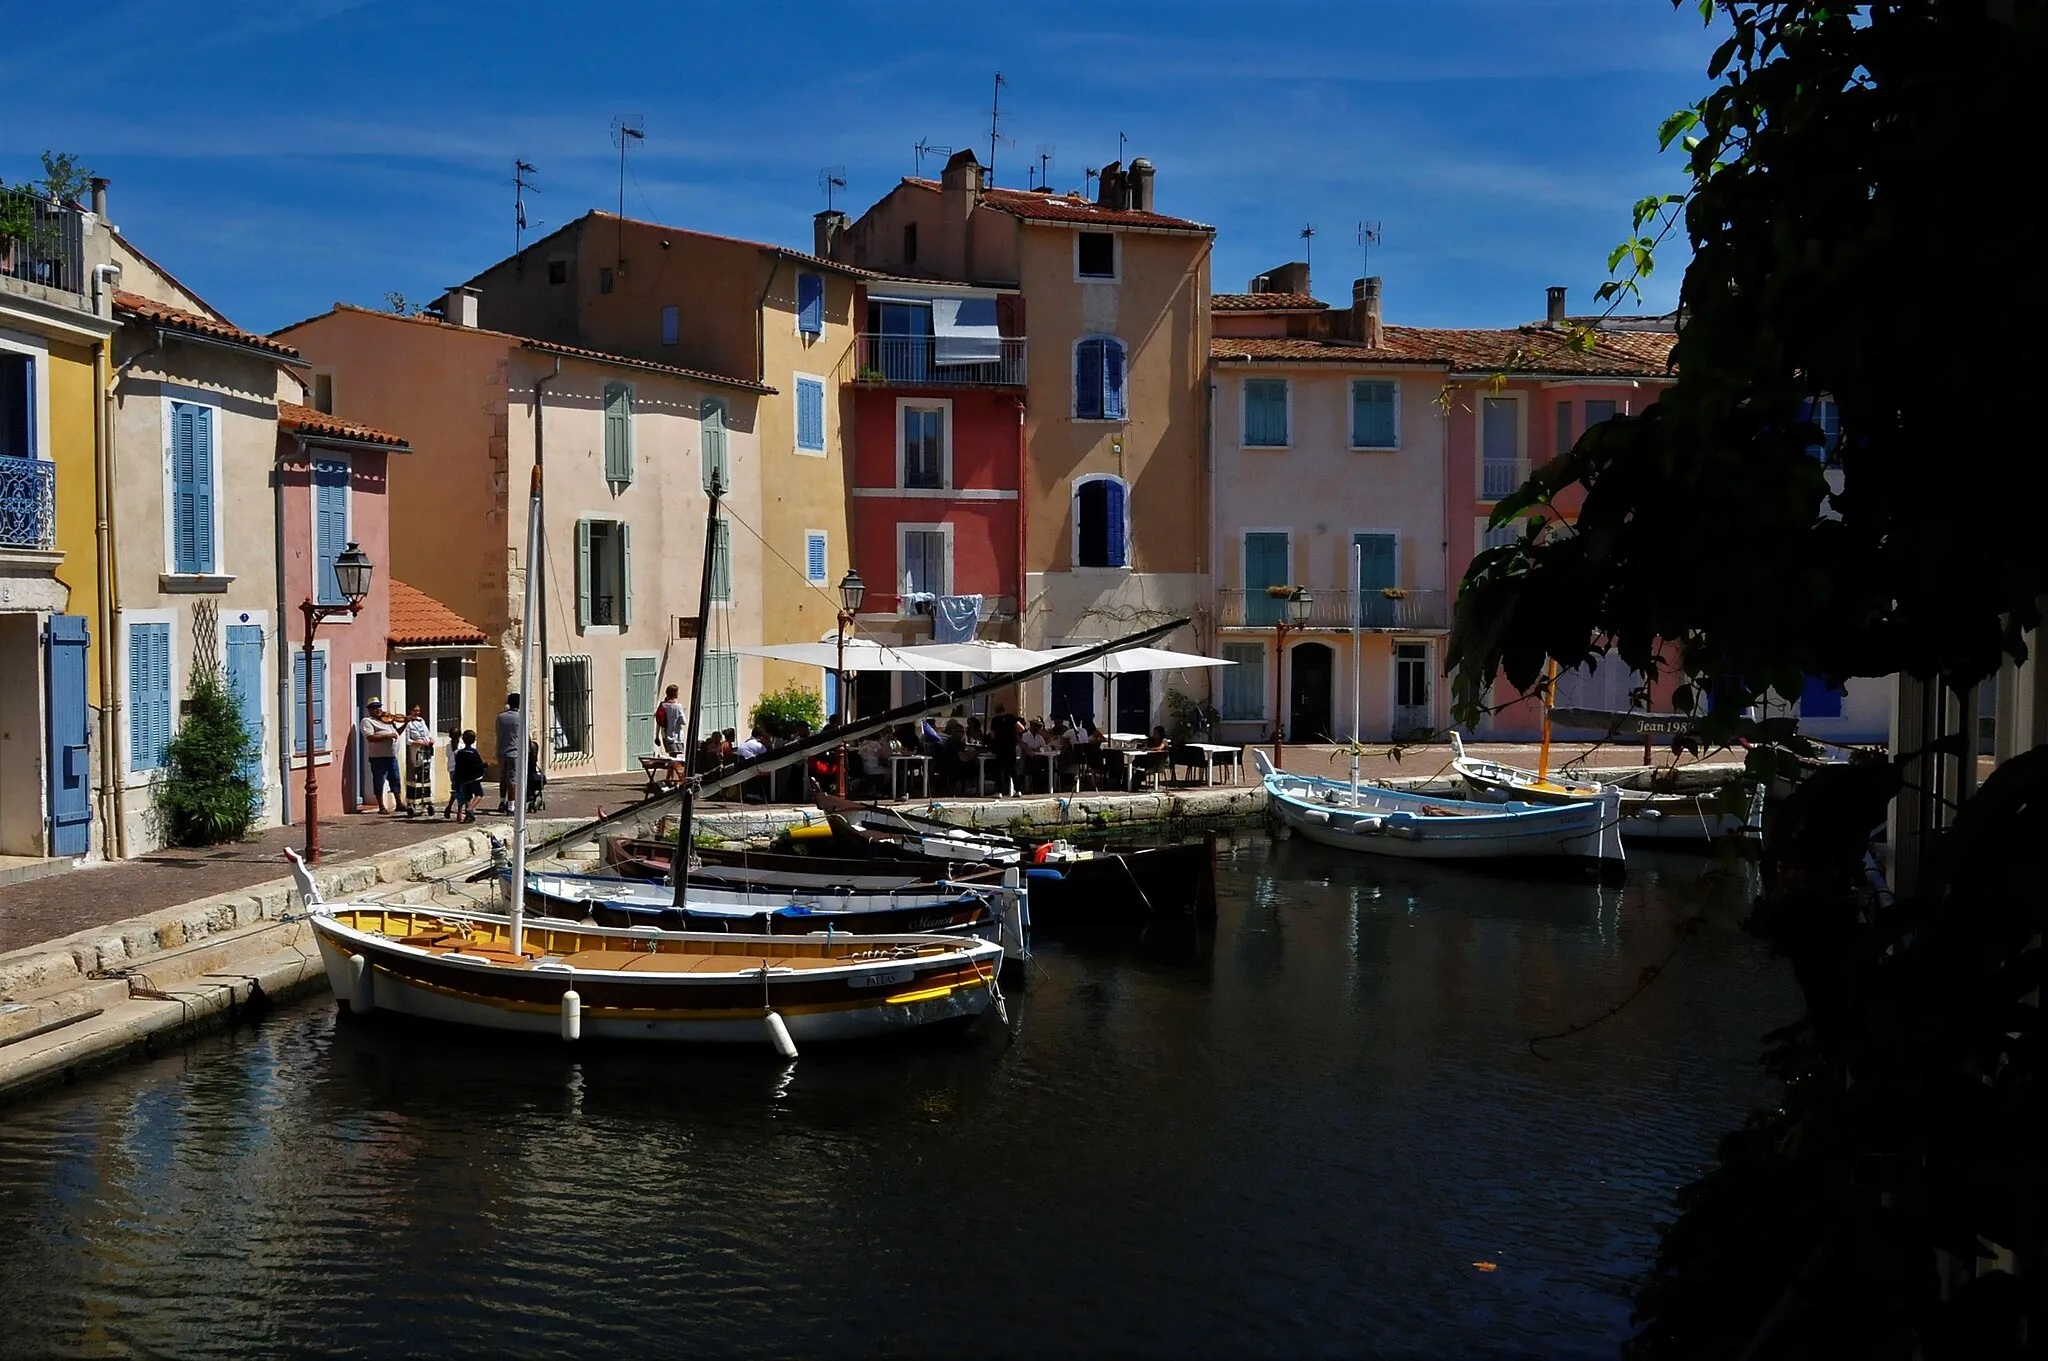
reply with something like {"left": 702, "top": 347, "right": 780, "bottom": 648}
{"left": 1076, "top": 232, "right": 1117, "bottom": 281}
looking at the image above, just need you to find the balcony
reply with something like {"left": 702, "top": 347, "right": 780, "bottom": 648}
{"left": 849, "top": 333, "right": 1027, "bottom": 389}
{"left": 0, "top": 455, "right": 56, "bottom": 551}
{"left": 1481, "top": 458, "right": 1526, "bottom": 501}
{"left": 0, "top": 189, "right": 84, "bottom": 296}
{"left": 1217, "top": 588, "right": 1448, "bottom": 632}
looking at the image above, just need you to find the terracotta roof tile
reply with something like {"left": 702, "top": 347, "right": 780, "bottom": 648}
{"left": 586, "top": 211, "right": 879, "bottom": 278}
{"left": 1211, "top": 292, "right": 1327, "bottom": 312}
{"left": 388, "top": 580, "right": 488, "bottom": 649}
{"left": 1209, "top": 335, "right": 1449, "bottom": 366}
{"left": 900, "top": 178, "right": 1211, "bottom": 232}
{"left": 115, "top": 290, "right": 300, "bottom": 359}
{"left": 1211, "top": 325, "right": 1677, "bottom": 377}
{"left": 277, "top": 401, "right": 410, "bottom": 449}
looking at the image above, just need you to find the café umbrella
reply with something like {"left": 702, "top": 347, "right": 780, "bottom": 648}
{"left": 1052, "top": 646, "right": 1236, "bottom": 676}
{"left": 729, "top": 640, "right": 945, "bottom": 672}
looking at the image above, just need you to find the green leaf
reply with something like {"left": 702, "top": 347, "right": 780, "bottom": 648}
{"left": 1658, "top": 107, "right": 1701, "bottom": 151}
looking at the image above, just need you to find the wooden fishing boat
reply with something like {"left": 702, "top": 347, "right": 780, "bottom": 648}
{"left": 606, "top": 836, "right": 966, "bottom": 891}
{"left": 1448, "top": 733, "right": 1765, "bottom": 846}
{"left": 1255, "top": 749, "right": 1626, "bottom": 881}
{"left": 515, "top": 867, "right": 1005, "bottom": 940}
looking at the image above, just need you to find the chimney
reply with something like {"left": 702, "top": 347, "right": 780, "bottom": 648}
{"left": 938, "top": 148, "right": 982, "bottom": 278}
{"left": 1251, "top": 262, "right": 1311, "bottom": 296}
{"left": 89, "top": 177, "right": 109, "bottom": 219}
{"left": 1546, "top": 285, "right": 1567, "bottom": 327}
{"left": 440, "top": 285, "right": 480, "bottom": 328}
{"left": 1355, "top": 277, "right": 1383, "bottom": 348}
{"left": 1128, "top": 157, "right": 1155, "bottom": 213}
{"left": 814, "top": 210, "right": 847, "bottom": 261}
{"left": 1095, "top": 160, "right": 1128, "bottom": 210}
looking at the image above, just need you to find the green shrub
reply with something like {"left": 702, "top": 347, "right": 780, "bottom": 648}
{"left": 750, "top": 682, "right": 824, "bottom": 736}
{"left": 154, "top": 664, "right": 262, "bottom": 846}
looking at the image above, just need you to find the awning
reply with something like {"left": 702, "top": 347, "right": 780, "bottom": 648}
{"left": 1051, "top": 646, "right": 1237, "bottom": 676}
{"left": 730, "top": 641, "right": 944, "bottom": 673}
{"left": 932, "top": 296, "right": 1001, "bottom": 366}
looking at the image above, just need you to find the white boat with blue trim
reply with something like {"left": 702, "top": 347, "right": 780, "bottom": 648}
{"left": 1254, "top": 749, "right": 1625, "bottom": 881}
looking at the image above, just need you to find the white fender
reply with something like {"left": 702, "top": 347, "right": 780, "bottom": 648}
{"left": 764, "top": 1011, "right": 798, "bottom": 1058}
{"left": 347, "top": 952, "right": 374, "bottom": 1014}
{"left": 559, "top": 989, "right": 582, "bottom": 1041}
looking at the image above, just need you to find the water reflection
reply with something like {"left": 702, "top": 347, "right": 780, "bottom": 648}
{"left": 0, "top": 838, "right": 1790, "bottom": 1359}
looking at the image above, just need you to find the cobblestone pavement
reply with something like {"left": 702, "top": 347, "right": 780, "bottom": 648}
{"left": 0, "top": 741, "right": 1734, "bottom": 955}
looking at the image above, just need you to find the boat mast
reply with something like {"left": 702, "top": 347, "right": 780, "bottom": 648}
{"left": 509, "top": 464, "right": 543, "bottom": 956}
{"left": 1349, "top": 540, "right": 1361, "bottom": 801}
{"left": 1537, "top": 657, "right": 1557, "bottom": 785}
{"left": 668, "top": 472, "right": 725, "bottom": 909}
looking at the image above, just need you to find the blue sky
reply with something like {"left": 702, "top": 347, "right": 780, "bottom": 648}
{"left": 1, "top": 0, "right": 1718, "bottom": 334}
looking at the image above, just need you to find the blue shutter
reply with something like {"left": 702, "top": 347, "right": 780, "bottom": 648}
{"left": 1075, "top": 340, "right": 1104, "bottom": 419}
{"left": 225, "top": 624, "right": 265, "bottom": 786}
{"left": 1102, "top": 340, "right": 1126, "bottom": 420}
{"left": 796, "top": 378, "right": 825, "bottom": 451}
{"left": 1244, "top": 533, "right": 1289, "bottom": 626}
{"left": 311, "top": 651, "right": 326, "bottom": 753}
{"left": 661, "top": 306, "right": 679, "bottom": 346}
{"left": 171, "top": 404, "right": 199, "bottom": 573}
{"left": 292, "top": 649, "right": 329, "bottom": 754}
{"left": 806, "top": 531, "right": 827, "bottom": 584}
{"left": 190, "top": 405, "right": 215, "bottom": 572}
{"left": 797, "top": 274, "right": 824, "bottom": 336}
{"left": 44, "top": 614, "right": 92, "bottom": 855}
{"left": 1355, "top": 533, "right": 1398, "bottom": 626}
{"left": 1102, "top": 480, "right": 1127, "bottom": 567}
{"left": 313, "top": 460, "right": 348, "bottom": 604}
{"left": 1354, "top": 381, "right": 1397, "bottom": 448}
{"left": 128, "top": 622, "right": 171, "bottom": 770}
{"left": 1244, "top": 380, "right": 1288, "bottom": 446}
{"left": 1799, "top": 673, "right": 1845, "bottom": 719}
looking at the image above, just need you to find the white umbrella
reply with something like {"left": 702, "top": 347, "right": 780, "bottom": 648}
{"left": 898, "top": 641, "right": 1065, "bottom": 672}
{"left": 1052, "top": 646, "right": 1237, "bottom": 676}
{"left": 730, "top": 641, "right": 944, "bottom": 672}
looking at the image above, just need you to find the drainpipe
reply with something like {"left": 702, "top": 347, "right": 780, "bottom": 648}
{"left": 275, "top": 434, "right": 297, "bottom": 827}
{"left": 89, "top": 262, "right": 123, "bottom": 860}
{"left": 531, "top": 359, "right": 561, "bottom": 769}
{"left": 1014, "top": 392, "right": 1028, "bottom": 666}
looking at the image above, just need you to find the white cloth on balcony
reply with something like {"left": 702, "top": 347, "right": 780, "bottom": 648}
{"left": 931, "top": 297, "right": 1001, "bottom": 366}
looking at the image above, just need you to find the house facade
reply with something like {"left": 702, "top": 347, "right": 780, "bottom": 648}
{"left": 460, "top": 213, "right": 866, "bottom": 704}
{"left": 276, "top": 297, "right": 767, "bottom": 781}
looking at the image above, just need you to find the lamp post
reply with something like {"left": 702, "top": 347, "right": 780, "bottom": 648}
{"left": 834, "top": 568, "right": 866, "bottom": 796}
{"left": 299, "top": 542, "right": 373, "bottom": 862}
{"left": 1271, "top": 586, "right": 1310, "bottom": 769}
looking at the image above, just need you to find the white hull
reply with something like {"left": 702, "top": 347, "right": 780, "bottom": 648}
{"left": 1448, "top": 736, "right": 1763, "bottom": 845}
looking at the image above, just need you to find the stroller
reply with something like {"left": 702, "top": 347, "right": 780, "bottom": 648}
{"left": 524, "top": 739, "right": 547, "bottom": 813}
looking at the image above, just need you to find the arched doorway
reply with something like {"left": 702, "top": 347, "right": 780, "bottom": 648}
{"left": 1289, "top": 642, "right": 1334, "bottom": 742}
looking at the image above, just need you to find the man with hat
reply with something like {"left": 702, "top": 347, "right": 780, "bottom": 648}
{"left": 360, "top": 697, "right": 405, "bottom": 813}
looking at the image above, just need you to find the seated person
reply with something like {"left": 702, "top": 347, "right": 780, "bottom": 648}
{"left": 1148, "top": 724, "right": 1172, "bottom": 751}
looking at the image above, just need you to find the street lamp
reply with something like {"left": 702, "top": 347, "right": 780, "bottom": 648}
{"left": 299, "top": 541, "right": 373, "bottom": 862}
{"left": 1272, "top": 586, "right": 1311, "bottom": 769}
{"left": 834, "top": 568, "right": 866, "bottom": 796}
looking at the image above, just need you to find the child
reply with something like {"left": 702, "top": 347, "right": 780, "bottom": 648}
{"left": 452, "top": 730, "right": 487, "bottom": 822}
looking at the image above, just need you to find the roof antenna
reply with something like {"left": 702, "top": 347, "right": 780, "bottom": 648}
{"left": 1033, "top": 144, "right": 1054, "bottom": 192}
{"left": 1356, "top": 220, "right": 1382, "bottom": 279}
{"left": 988, "top": 72, "right": 1007, "bottom": 183}
{"left": 1118, "top": 131, "right": 1128, "bottom": 165}
{"left": 819, "top": 165, "right": 846, "bottom": 212}
{"left": 913, "top": 137, "right": 952, "bottom": 178}
{"left": 611, "top": 115, "right": 644, "bottom": 265}
{"left": 1300, "top": 222, "right": 1317, "bottom": 282}
{"left": 514, "top": 159, "right": 538, "bottom": 255}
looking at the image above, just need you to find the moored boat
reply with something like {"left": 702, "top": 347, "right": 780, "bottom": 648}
{"left": 515, "top": 867, "right": 1007, "bottom": 941}
{"left": 1449, "top": 733, "right": 1763, "bottom": 846}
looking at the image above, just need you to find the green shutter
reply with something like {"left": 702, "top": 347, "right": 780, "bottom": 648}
{"left": 701, "top": 397, "right": 727, "bottom": 494}
{"left": 576, "top": 518, "right": 591, "bottom": 630}
{"left": 710, "top": 517, "right": 731, "bottom": 604}
{"left": 625, "top": 656, "right": 659, "bottom": 758}
{"left": 619, "top": 521, "right": 633, "bottom": 629}
{"left": 603, "top": 384, "right": 633, "bottom": 487}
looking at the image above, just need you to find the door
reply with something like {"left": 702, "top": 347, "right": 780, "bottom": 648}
{"left": 1114, "top": 671, "right": 1151, "bottom": 736}
{"left": 225, "top": 624, "right": 266, "bottom": 791}
{"left": 1243, "top": 532, "right": 1289, "bottom": 626}
{"left": 1288, "top": 642, "right": 1334, "bottom": 742}
{"left": 1354, "top": 533, "right": 1398, "bottom": 627}
{"left": 1050, "top": 674, "right": 1095, "bottom": 727}
{"left": 43, "top": 614, "right": 91, "bottom": 857}
{"left": 353, "top": 670, "right": 379, "bottom": 809}
{"left": 624, "top": 656, "right": 658, "bottom": 759}
{"left": 1394, "top": 643, "right": 1430, "bottom": 737}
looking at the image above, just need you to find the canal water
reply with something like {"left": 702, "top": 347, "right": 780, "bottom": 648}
{"left": 0, "top": 837, "right": 1794, "bottom": 1359}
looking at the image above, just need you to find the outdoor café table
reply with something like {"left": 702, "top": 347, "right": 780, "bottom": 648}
{"left": 891, "top": 754, "right": 930, "bottom": 801}
{"left": 1103, "top": 734, "right": 1150, "bottom": 790}
{"left": 974, "top": 749, "right": 994, "bottom": 795}
{"left": 1179, "top": 741, "right": 1244, "bottom": 786}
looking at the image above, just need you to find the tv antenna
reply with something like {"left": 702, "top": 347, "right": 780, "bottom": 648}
{"left": 913, "top": 137, "right": 952, "bottom": 178}
{"left": 513, "top": 159, "right": 538, "bottom": 254}
{"left": 819, "top": 165, "right": 847, "bottom": 212}
{"left": 611, "top": 115, "right": 644, "bottom": 262}
{"left": 988, "top": 72, "right": 1007, "bottom": 182}
{"left": 1357, "top": 220, "right": 1382, "bottom": 278}
{"left": 1300, "top": 222, "right": 1317, "bottom": 279}
{"left": 1117, "top": 131, "right": 1128, "bottom": 165}
{"left": 1030, "top": 144, "right": 1055, "bottom": 190}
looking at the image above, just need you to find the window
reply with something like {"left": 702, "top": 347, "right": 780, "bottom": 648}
{"left": 901, "top": 403, "right": 947, "bottom": 488}
{"left": 603, "top": 382, "right": 634, "bottom": 488}
{"left": 1798, "top": 673, "right": 1845, "bottom": 719}
{"left": 167, "top": 400, "right": 218, "bottom": 575}
{"left": 599, "top": 267, "right": 615, "bottom": 295}
{"left": 311, "top": 371, "right": 334, "bottom": 415}
{"left": 547, "top": 259, "right": 567, "bottom": 285}
{"left": 1584, "top": 398, "right": 1618, "bottom": 428}
{"left": 1073, "top": 337, "right": 1126, "bottom": 420}
{"left": 624, "top": 656, "right": 659, "bottom": 759}
{"left": 702, "top": 650, "right": 740, "bottom": 734}
{"left": 312, "top": 458, "right": 350, "bottom": 605}
{"left": 1243, "top": 531, "right": 1289, "bottom": 626}
{"left": 901, "top": 526, "right": 949, "bottom": 597}
{"left": 1219, "top": 642, "right": 1265, "bottom": 719}
{"left": 1554, "top": 400, "right": 1573, "bottom": 456}
{"left": 700, "top": 397, "right": 728, "bottom": 493}
{"left": 1074, "top": 477, "right": 1128, "bottom": 568}
{"left": 1799, "top": 397, "right": 1841, "bottom": 464}
{"left": 1477, "top": 516, "right": 1523, "bottom": 551}
{"left": 796, "top": 272, "right": 824, "bottom": 336}
{"left": 576, "top": 518, "right": 632, "bottom": 629}
{"left": 903, "top": 223, "right": 918, "bottom": 264}
{"left": 290, "top": 647, "right": 328, "bottom": 756}
{"left": 129, "top": 621, "right": 172, "bottom": 771}
{"left": 1351, "top": 380, "right": 1398, "bottom": 449}
{"left": 1480, "top": 396, "right": 1522, "bottom": 500}
{"left": 551, "top": 656, "right": 593, "bottom": 758}
{"left": 1243, "top": 379, "right": 1289, "bottom": 447}
{"left": 795, "top": 375, "right": 826, "bottom": 453}
{"left": 1354, "top": 532, "right": 1398, "bottom": 627}
{"left": 710, "top": 515, "right": 731, "bottom": 604}
{"left": 805, "top": 530, "right": 828, "bottom": 585}
{"left": 1076, "top": 231, "right": 1117, "bottom": 280}
{"left": 1396, "top": 643, "right": 1430, "bottom": 712}
{"left": 660, "top": 306, "right": 679, "bottom": 346}
{"left": 871, "top": 300, "right": 933, "bottom": 382}
{"left": 435, "top": 661, "right": 463, "bottom": 738}
{"left": 0, "top": 352, "right": 32, "bottom": 458}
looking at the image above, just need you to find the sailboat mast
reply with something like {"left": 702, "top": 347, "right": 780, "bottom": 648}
{"left": 1349, "top": 541, "right": 1361, "bottom": 801}
{"left": 509, "top": 465, "right": 543, "bottom": 956}
{"left": 668, "top": 475, "right": 726, "bottom": 909}
{"left": 1537, "top": 657, "right": 1557, "bottom": 785}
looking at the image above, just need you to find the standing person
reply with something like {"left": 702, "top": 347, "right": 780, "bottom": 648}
{"left": 495, "top": 693, "right": 523, "bottom": 814}
{"left": 451, "top": 730, "right": 487, "bottom": 822}
{"left": 442, "top": 721, "right": 463, "bottom": 819}
{"left": 989, "top": 703, "right": 1024, "bottom": 797}
{"left": 401, "top": 704, "right": 436, "bottom": 817}
{"left": 360, "top": 700, "right": 404, "bottom": 813}
{"left": 654, "top": 684, "right": 687, "bottom": 758}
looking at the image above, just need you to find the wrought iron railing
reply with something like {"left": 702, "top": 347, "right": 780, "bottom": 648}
{"left": 0, "top": 189, "right": 84, "bottom": 295}
{"left": 1481, "top": 458, "right": 1526, "bottom": 501}
{"left": 1217, "top": 588, "right": 1447, "bottom": 631}
{"left": 0, "top": 455, "right": 56, "bottom": 550}
{"left": 850, "top": 334, "right": 1027, "bottom": 388}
